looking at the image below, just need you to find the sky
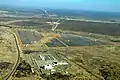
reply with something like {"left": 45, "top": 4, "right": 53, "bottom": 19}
{"left": 0, "top": 0, "right": 120, "bottom": 12}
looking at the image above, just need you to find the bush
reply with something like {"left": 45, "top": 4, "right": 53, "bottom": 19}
{"left": 99, "top": 61, "right": 120, "bottom": 80}
{"left": 41, "top": 72, "right": 73, "bottom": 80}
{"left": 15, "top": 60, "right": 32, "bottom": 77}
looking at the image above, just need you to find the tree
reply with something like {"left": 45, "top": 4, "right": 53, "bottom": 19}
{"left": 41, "top": 72, "right": 73, "bottom": 80}
{"left": 15, "top": 60, "right": 32, "bottom": 77}
{"left": 99, "top": 61, "right": 120, "bottom": 80}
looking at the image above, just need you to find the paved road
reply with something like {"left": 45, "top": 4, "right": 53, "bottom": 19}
{"left": 4, "top": 31, "right": 21, "bottom": 80}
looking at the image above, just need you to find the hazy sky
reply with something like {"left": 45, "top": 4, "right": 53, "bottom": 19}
{"left": 0, "top": 0, "right": 120, "bottom": 12}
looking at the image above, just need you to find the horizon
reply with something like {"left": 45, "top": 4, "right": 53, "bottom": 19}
{"left": 0, "top": 0, "right": 120, "bottom": 12}
{"left": 1, "top": 5, "right": 120, "bottom": 13}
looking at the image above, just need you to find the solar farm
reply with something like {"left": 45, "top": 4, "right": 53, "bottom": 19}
{"left": 45, "top": 34, "right": 108, "bottom": 47}
{"left": 45, "top": 38, "right": 66, "bottom": 47}
{"left": 18, "top": 30, "right": 43, "bottom": 44}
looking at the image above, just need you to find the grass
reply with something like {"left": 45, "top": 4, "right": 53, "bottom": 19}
{"left": 10, "top": 21, "right": 45, "bottom": 27}
{"left": 0, "top": 28, "right": 17, "bottom": 79}
{"left": 49, "top": 45, "right": 120, "bottom": 79}
{"left": 58, "top": 20, "right": 120, "bottom": 36}
{"left": 1, "top": 10, "right": 120, "bottom": 80}
{"left": 15, "top": 28, "right": 119, "bottom": 80}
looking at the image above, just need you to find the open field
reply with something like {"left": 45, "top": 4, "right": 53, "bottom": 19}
{"left": 0, "top": 28, "right": 17, "bottom": 79}
{"left": 0, "top": 17, "right": 12, "bottom": 22}
{"left": 10, "top": 21, "right": 45, "bottom": 26}
{"left": 58, "top": 20, "right": 120, "bottom": 36}
{"left": 1, "top": 9, "right": 120, "bottom": 37}
{"left": 0, "top": 16, "right": 30, "bottom": 21}
{"left": 0, "top": 9, "right": 120, "bottom": 80}
{"left": 7, "top": 18, "right": 120, "bottom": 36}
{"left": 18, "top": 30, "right": 43, "bottom": 44}
{"left": 49, "top": 45, "right": 120, "bottom": 80}
{"left": 8, "top": 20, "right": 52, "bottom": 29}
{"left": 18, "top": 45, "right": 120, "bottom": 80}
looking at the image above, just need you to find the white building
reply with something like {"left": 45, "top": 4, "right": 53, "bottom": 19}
{"left": 44, "top": 64, "right": 53, "bottom": 70}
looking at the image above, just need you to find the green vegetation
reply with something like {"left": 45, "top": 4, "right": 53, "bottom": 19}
{"left": 59, "top": 20, "right": 120, "bottom": 36}
{"left": 0, "top": 28, "right": 17, "bottom": 79}
{"left": 0, "top": 62, "right": 13, "bottom": 79}
{"left": 14, "top": 60, "right": 32, "bottom": 77}
{"left": 109, "top": 37, "right": 120, "bottom": 42}
{"left": 13, "top": 60, "right": 43, "bottom": 80}
{"left": 99, "top": 61, "right": 120, "bottom": 80}
{"left": 41, "top": 72, "right": 74, "bottom": 80}
{"left": 10, "top": 21, "right": 45, "bottom": 27}
{"left": 50, "top": 46, "right": 120, "bottom": 80}
{"left": 1, "top": 9, "right": 120, "bottom": 80}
